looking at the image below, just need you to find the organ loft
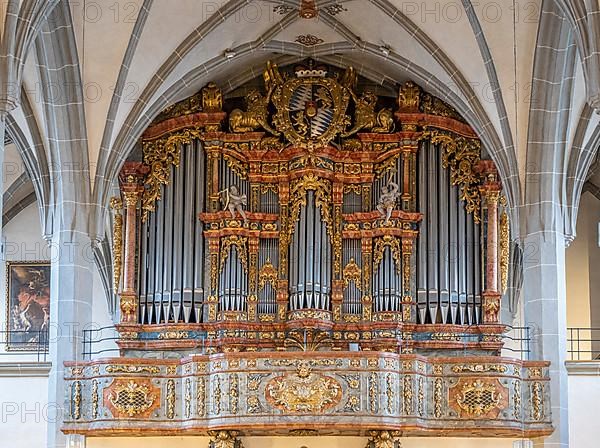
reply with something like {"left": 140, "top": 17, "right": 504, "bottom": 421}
{"left": 63, "top": 61, "right": 552, "bottom": 444}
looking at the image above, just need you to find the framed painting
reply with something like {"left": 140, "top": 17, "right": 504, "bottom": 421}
{"left": 5, "top": 261, "right": 51, "bottom": 351}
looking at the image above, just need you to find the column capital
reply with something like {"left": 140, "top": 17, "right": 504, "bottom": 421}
{"left": 119, "top": 161, "right": 149, "bottom": 187}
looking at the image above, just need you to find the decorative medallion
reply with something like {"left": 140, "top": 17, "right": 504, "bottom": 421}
{"left": 105, "top": 379, "right": 158, "bottom": 418}
{"left": 271, "top": 67, "right": 350, "bottom": 148}
{"left": 452, "top": 379, "right": 504, "bottom": 417}
{"left": 265, "top": 361, "right": 342, "bottom": 412}
{"left": 295, "top": 34, "right": 324, "bottom": 47}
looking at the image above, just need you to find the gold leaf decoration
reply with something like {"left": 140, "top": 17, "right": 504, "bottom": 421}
{"left": 265, "top": 361, "right": 342, "bottom": 413}
{"left": 455, "top": 380, "right": 501, "bottom": 417}
{"left": 108, "top": 380, "right": 155, "bottom": 418}
{"left": 141, "top": 127, "right": 203, "bottom": 221}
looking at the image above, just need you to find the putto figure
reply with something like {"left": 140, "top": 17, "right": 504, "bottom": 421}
{"left": 220, "top": 185, "right": 248, "bottom": 225}
{"left": 376, "top": 180, "right": 400, "bottom": 225}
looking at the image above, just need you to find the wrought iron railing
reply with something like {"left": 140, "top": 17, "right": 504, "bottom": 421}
{"left": 568, "top": 327, "right": 600, "bottom": 361}
{"left": 82, "top": 325, "right": 532, "bottom": 360}
{"left": 0, "top": 330, "right": 49, "bottom": 362}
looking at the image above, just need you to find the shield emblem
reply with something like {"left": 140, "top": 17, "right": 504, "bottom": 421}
{"left": 272, "top": 76, "right": 351, "bottom": 148}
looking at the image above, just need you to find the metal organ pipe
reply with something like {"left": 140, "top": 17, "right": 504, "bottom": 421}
{"left": 439, "top": 147, "right": 450, "bottom": 323}
{"left": 171, "top": 145, "right": 184, "bottom": 322}
{"left": 182, "top": 143, "right": 195, "bottom": 323}
{"left": 414, "top": 141, "right": 484, "bottom": 324}
{"left": 458, "top": 190, "right": 468, "bottom": 324}
{"left": 146, "top": 210, "right": 156, "bottom": 324}
{"left": 449, "top": 183, "right": 459, "bottom": 324}
{"left": 153, "top": 184, "right": 165, "bottom": 323}
{"left": 416, "top": 146, "right": 428, "bottom": 323}
{"left": 138, "top": 210, "right": 148, "bottom": 323}
{"left": 162, "top": 164, "right": 175, "bottom": 321}
{"left": 427, "top": 143, "right": 439, "bottom": 322}
{"left": 193, "top": 140, "right": 205, "bottom": 323}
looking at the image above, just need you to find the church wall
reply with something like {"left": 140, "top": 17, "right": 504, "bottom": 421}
{"left": 0, "top": 202, "right": 49, "bottom": 446}
{"left": 0, "top": 202, "right": 50, "bottom": 362}
{"left": 568, "top": 372, "right": 600, "bottom": 448}
{"left": 566, "top": 191, "right": 600, "bottom": 359}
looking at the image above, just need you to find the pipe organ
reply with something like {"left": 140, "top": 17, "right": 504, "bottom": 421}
{"left": 63, "top": 61, "right": 553, "bottom": 441}
{"left": 112, "top": 61, "right": 510, "bottom": 351}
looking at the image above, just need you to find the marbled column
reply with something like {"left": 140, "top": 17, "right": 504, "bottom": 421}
{"left": 479, "top": 162, "right": 502, "bottom": 324}
{"left": 118, "top": 162, "right": 148, "bottom": 323}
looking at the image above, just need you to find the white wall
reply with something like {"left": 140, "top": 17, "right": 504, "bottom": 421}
{"left": 0, "top": 375, "right": 48, "bottom": 446}
{"left": 568, "top": 368, "right": 600, "bottom": 448}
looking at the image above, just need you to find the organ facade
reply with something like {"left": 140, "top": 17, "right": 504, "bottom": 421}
{"left": 63, "top": 61, "right": 552, "bottom": 444}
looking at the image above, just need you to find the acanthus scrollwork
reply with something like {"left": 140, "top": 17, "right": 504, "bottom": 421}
{"left": 219, "top": 236, "right": 248, "bottom": 273}
{"left": 421, "top": 130, "right": 482, "bottom": 222}
{"left": 265, "top": 361, "right": 342, "bottom": 413}
{"left": 141, "top": 127, "right": 203, "bottom": 221}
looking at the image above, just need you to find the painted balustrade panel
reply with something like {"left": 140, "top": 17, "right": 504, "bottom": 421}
{"left": 63, "top": 352, "right": 551, "bottom": 438}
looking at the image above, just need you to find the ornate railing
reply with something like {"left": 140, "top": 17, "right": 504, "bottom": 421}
{"left": 63, "top": 351, "right": 551, "bottom": 438}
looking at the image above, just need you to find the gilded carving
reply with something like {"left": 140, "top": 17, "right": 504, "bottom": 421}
{"left": 184, "top": 378, "right": 192, "bottom": 419}
{"left": 202, "top": 82, "right": 223, "bottom": 112}
{"left": 219, "top": 236, "right": 248, "bottom": 273}
{"left": 434, "top": 378, "right": 443, "bottom": 418}
{"left": 259, "top": 258, "right": 278, "bottom": 290}
{"left": 166, "top": 379, "right": 175, "bottom": 419}
{"left": 91, "top": 379, "right": 99, "bottom": 419}
{"left": 265, "top": 361, "right": 342, "bottom": 412}
{"left": 108, "top": 380, "right": 156, "bottom": 418}
{"left": 455, "top": 380, "right": 502, "bottom": 417}
{"left": 451, "top": 364, "right": 507, "bottom": 374}
{"left": 373, "top": 235, "right": 402, "bottom": 274}
{"left": 513, "top": 379, "right": 521, "bottom": 420}
{"left": 197, "top": 377, "right": 206, "bottom": 417}
{"left": 531, "top": 381, "right": 543, "bottom": 421}
{"left": 366, "top": 430, "right": 402, "bottom": 448}
{"left": 230, "top": 373, "right": 239, "bottom": 414}
{"left": 229, "top": 89, "right": 278, "bottom": 134}
{"left": 342, "top": 91, "right": 394, "bottom": 136}
{"left": 286, "top": 174, "right": 333, "bottom": 244}
{"left": 208, "top": 430, "right": 243, "bottom": 448}
{"left": 109, "top": 197, "right": 123, "bottom": 294}
{"left": 369, "top": 372, "right": 379, "bottom": 413}
{"left": 417, "top": 376, "right": 424, "bottom": 417}
{"left": 141, "top": 127, "right": 203, "bottom": 221}
{"left": 398, "top": 81, "right": 421, "bottom": 112}
{"left": 105, "top": 365, "right": 160, "bottom": 374}
{"left": 343, "top": 257, "right": 362, "bottom": 290}
{"left": 213, "top": 375, "right": 222, "bottom": 415}
{"left": 386, "top": 373, "right": 395, "bottom": 413}
{"left": 500, "top": 211, "right": 510, "bottom": 293}
{"left": 422, "top": 130, "right": 482, "bottom": 222}
{"left": 403, "top": 375, "right": 413, "bottom": 415}
{"left": 72, "top": 381, "right": 82, "bottom": 420}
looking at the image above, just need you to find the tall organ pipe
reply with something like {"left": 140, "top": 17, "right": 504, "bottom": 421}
{"left": 171, "top": 145, "right": 184, "bottom": 322}
{"left": 161, "top": 164, "right": 175, "bottom": 321}
{"left": 427, "top": 143, "right": 439, "bottom": 322}
{"left": 193, "top": 141, "right": 205, "bottom": 323}
{"left": 449, "top": 183, "right": 459, "bottom": 324}
{"left": 139, "top": 212, "right": 148, "bottom": 323}
{"left": 182, "top": 143, "right": 195, "bottom": 323}
{"left": 153, "top": 185, "right": 165, "bottom": 323}
{"left": 439, "top": 147, "right": 450, "bottom": 323}
{"left": 416, "top": 146, "right": 428, "bottom": 323}
{"left": 146, "top": 209, "right": 156, "bottom": 323}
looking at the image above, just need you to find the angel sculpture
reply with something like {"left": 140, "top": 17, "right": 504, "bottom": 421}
{"left": 376, "top": 179, "right": 400, "bottom": 225}
{"left": 220, "top": 185, "right": 248, "bottom": 225}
